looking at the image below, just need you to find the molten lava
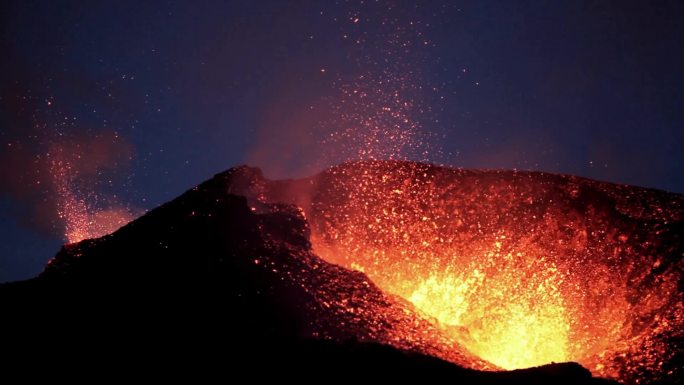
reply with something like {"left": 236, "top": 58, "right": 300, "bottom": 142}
{"left": 310, "top": 217, "right": 574, "bottom": 371}
{"left": 258, "top": 160, "right": 683, "bottom": 384}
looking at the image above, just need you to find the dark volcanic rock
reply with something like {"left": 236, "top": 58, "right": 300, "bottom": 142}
{"left": 2, "top": 162, "right": 676, "bottom": 383}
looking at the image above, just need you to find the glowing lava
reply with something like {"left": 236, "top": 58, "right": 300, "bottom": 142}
{"left": 312, "top": 230, "right": 573, "bottom": 371}
{"left": 260, "top": 160, "right": 683, "bottom": 384}
{"left": 406, "top": 255, "right": 570, "bottom": 370}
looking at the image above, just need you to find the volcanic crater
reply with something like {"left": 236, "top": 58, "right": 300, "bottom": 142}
{"left": 2, "top": 161, "right": 681, "bottom": 384}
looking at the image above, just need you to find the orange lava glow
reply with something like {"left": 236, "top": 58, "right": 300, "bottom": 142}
{"left": 270, "top": 160, "right": 683, "bottom": 384}
{"left": 311, "top": 226, "right": 574, "bottom": 370}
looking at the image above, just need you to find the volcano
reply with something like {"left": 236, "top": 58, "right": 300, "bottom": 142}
{"left": 1, "top": 161, "right": 681, "bottom": 383}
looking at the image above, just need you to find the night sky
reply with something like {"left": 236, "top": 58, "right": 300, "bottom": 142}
{"left": 1, "top": 1, "right": 683, "bottom": 283}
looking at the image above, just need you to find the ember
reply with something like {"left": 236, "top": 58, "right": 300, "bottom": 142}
{"left": 48, "top": 143, "right": 135, "bottom": 243}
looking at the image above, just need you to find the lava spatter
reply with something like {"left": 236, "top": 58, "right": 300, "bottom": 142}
{"left": 47, "top": 141, "right": 136, "bottom": 243}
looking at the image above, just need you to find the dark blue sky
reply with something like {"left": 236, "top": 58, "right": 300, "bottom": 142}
{"left": 1, "top": 0, "right": 683, "bottom": 282}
